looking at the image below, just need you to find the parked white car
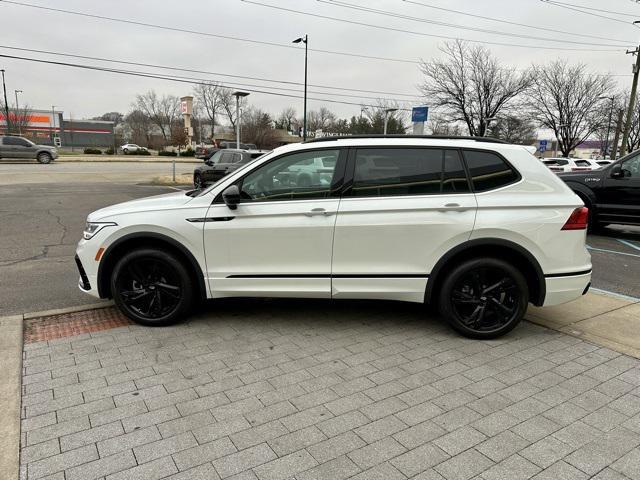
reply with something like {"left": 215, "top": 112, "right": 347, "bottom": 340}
{"left": 542, "top": 157, "right": 599, "bottom": 173}
{"left": 76, "top": 136, "right": 591, "bottom": 338}
{"left": 120, "top": 143, "right": 148, "bottom": 154}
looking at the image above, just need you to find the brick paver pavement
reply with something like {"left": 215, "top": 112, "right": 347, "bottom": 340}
{"left": 19, "top": 299, "right": 640, "bottom": 479}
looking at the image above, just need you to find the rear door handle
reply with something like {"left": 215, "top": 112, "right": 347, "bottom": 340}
{"left": 304, "top": 208, "right": 333, "bottom": 217}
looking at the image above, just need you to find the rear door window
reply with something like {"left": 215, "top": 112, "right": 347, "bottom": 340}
{"left": 462, "top": 150, "right": 520, "bottom": 192}
{"left": 350, "top": 148, "right": 470, "bottom": 197}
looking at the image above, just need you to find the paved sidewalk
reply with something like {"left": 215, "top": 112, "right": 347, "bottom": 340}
{"left": 17, "top": 299, "right": 640, "bottom": 480}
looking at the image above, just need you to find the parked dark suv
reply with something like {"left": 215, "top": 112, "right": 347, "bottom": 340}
{"left": 193, "top": 149, "right": 267, "bottom": 188}
{"left": 559, "top": 151, "right": 640, "bottom": 229}
{"left": 0, "top": 136, "right": 58, "bottom": 163}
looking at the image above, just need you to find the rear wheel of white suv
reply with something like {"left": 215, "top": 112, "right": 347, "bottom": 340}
{"left": 111, "top": 248, "right": 193, "bottom": 326}
{"left": 438, "top": 258, "right": 528, "bottom": 339}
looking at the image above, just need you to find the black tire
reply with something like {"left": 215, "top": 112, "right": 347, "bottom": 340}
{"left": 111, "top": 248, "right": 194, "bottom": 326}
{"left": 37, "top": 152, "right": 52, "bottom": 164}
{"left": 194, "top": 173, "right": 203, "bottom": 189}
{"left": 123, "top": 148, "right": 129, "bottom": 154}
{"left": 438, "top": 257, "right": 528, "bottom": 339}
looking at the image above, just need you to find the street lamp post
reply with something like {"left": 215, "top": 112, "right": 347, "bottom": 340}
{"left": 233, "top": 91, "right": 249, "bottom": 149}
{"left": 383, "top": 108, "right": 398, "bottom": 135}
{"left": 14, "top": 89, "right": 22, "bottom": 136}
{"left": 1, "top": 69, "right": 9, "bottom": 135}
{"left": 292, "top": 35, "right": 308, "bottom": 140}
{"left": 50, "top": 105, "right": 59, "bottom": 145}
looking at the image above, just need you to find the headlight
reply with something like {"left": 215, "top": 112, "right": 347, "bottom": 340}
{"left": 83, "top": 222, "right": 117, "bottom": 240}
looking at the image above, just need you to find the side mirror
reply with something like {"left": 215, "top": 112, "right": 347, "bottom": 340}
{"left": 610, "top": 164, "right": 623, "bottom": 178}
{"left": 222, "top": 185, "right": 241, "bottom": 210}
{"left": 205, "top": 159, "right": 213, "bottom": 166}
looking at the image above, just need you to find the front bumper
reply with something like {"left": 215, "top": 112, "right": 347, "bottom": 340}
{"left": 543, "top": 272, "right": 592, "bottom": 306}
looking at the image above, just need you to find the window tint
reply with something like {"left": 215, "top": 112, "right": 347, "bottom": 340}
{"left": 442, "top": 151, "right": 470, "bottom": 193}
{"left": 622, "top": 155, "right": 640, "bottom": 178}
{"left": 544, "top": 159, "right": 568, "bottom": 166}
{"left": 220, "top": 152, "right": 234, "bottom": 163}
{"left": 3, "top": 136, "right": 26, "bottom": 146}
{"left": 574, "top": 160, "right": 591, "bottom": 167}
{"left": 232, "top": 153, "right": 243, "bottom": 163}
{"left": 351, "top": 148, "right": 469, "bottom": 197}
{"left": 240, "top": 149, "right": 339, "bottom": 201}
{"left": 463, "top": 150, "right": 519, "bottom": 192}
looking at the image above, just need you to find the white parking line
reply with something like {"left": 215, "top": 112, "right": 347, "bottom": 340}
{"left": 617, "top": 238, "right": 640, "bottom": 252}
{"left": 586, "top": 245, "right": 640, "bottom": 258}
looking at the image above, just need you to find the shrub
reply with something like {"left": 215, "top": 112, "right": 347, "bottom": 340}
{"left": 105, "top": 147, "right": 115, "bottom": 155}
{"left": 138, "top": 149, "right": 151, "bottom": 155}
{"left": 158, "top": 151, "right": 178, "bottom": 157}
{"left": 179, "top": 149, "right": 195, "bottom": 157}
{"left": 83, "top": 148, "right": 102, "bottom": 154}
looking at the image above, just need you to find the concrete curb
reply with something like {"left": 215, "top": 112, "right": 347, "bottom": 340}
{"left": 56, "top": 156, "right": 200, "bottom": 164}
{"left": 0, "top": 315, "right": 23, "bottom": 480}
{"left": 22, "top": 301, "right": 114, "bottom": 320}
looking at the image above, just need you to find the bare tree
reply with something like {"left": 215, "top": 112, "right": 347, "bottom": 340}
{"left": 529, "top": 61, "right": 614, "bottom": 157}
{"left": 133, "top": 90, "right": 180, "bottom": 144}
{"left": 488, "top": 115, "right": 538, "bottom": 145}
{"left": 427, "top": 115, "right": 462, "bottom": 136}
{"left": 420, "top": 40, "right": 532, "bottom": 136}
{"left": 1, "top": 101, "right": 34, "bottom": 135}
{"left": 193, "top": 82, "right": 222, "bottom": 138}
{"left": 124, "top": 109, "right": 152, "bottom": 147}
{"left": 307, "top": 107, "right": 337, "bottom": 131}
{"left": 274, "top": 107, "right": 297, "bottom": 131}
{"left": 170, "top": 125, "right": 189, "bottom": 152}
{"left": 241, "top": 107, "right": 278, "bottom": 149}
{"left": 217, "top": 87, "right": 247, "bottom": 130}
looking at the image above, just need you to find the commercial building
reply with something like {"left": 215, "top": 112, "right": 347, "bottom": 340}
{"left": 0, "top": 109, "right": 114, "bottom": 148}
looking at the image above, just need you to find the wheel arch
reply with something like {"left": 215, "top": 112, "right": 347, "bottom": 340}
{"left": 97, "top": 232, "right": 207, "bottom": 301}
{"left": 564, "top": 182, "right": 596, "bottom": 206}
{"left": 425, "top": 238, "right": 546, "bottom": 307}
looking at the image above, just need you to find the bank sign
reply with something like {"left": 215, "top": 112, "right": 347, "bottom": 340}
{"left": 412, "top": 106, "right": 429, "bottom": 123}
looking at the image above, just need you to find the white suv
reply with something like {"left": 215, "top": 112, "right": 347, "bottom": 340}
{"left": 76, "top": 136, "right": 592, "bottom": 338}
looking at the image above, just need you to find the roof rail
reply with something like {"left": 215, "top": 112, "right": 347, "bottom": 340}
{"left": 304, "top": 134, "right": 506, "bottom": 144}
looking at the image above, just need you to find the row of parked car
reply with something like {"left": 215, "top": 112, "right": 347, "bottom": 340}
{"left": 541, "top": 157, "right": 612, "bottom": 173}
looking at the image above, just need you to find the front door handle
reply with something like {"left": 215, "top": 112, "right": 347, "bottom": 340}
{"left": 437, "top": 203, "right": 469, "bottom": 212}
{"left": 304, "top": 208, "right": 333, "bottom": 217}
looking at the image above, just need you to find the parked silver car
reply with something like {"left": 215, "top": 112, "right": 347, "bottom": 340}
{"left": 0, "top": 136, "right": 58, "bottom": 163}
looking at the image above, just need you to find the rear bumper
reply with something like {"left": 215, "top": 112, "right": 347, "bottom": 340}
{"left": 543, "top": 272, "right": 592, "bottom": 306}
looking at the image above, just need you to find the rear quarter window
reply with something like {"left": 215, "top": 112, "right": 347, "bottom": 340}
{"left": 463, "top": 150, "right": 520, "bottom": 192}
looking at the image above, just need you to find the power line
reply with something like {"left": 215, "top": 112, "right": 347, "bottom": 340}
{"left": 0, "top": 44, "right": 420, "bottom": 98}
{"left": 400, "top": 0, "right": 635, "bottom": 43}
{"left": 318, "top": 0, "right": 632, "bottom": 47}
{"left": 240, "top": 0, "right": 623, "bottom": 52}
{"left": 540, "top": 0, "right": 637, "bottom": 25}
{"left": 0, "top": 0, "right": 422, "bottom": 65}
{"left": 0, "top": 53, "right": 417, "bottom": 110}
{"left": 542, "top": 1, "right": 640, "bottom": 17}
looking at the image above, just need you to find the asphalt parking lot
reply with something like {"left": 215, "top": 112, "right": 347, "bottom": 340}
{"left": 0, "top": 161, "right": 638, "bottom": 317}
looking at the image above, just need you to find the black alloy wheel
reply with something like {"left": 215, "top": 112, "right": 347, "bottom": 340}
{"left": 111, "top": 248, "right": 193, "bottom": 326}
{"left": 438, "top": 258, "right": 528, "bottom": 339}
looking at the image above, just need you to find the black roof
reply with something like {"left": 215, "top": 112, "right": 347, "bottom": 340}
{"left": 304, "top": 135, "right": 506, "bottom": 144}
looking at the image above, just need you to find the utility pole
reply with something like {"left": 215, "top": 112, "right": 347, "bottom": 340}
{"left": 14, "top": 89, "right": 22, "bottom": 136}
{"left": 1, "top": 69, "right": 9, "bottom": 135}
{"left": 620, "top": 43, "right": 640, "bottom": 157}
{"left": 292, "top": 35, "right": 308, "bottom": 141}
{"left": 611, "top": 109, "right": 625, "bottom": 160}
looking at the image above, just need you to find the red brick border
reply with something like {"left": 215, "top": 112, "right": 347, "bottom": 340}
{"left": 24, "top": 307, "right": 132, "bottom": 343}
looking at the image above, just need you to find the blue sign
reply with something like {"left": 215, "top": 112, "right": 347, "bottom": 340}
{"left": 412, "top": 106, "right": 429, "bottom": 123}
{"left": 539, "top": 140, "right": 548, "bottom": 152}
{"left": 540, "top": 140, "right": 548, "bottom": 146}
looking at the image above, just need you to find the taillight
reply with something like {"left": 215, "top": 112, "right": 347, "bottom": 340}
{"left": 562, "top": 207, "right": 589, "bottom": 230}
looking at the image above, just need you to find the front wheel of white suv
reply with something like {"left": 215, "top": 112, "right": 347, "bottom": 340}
{"left": 111, "top": 248, "right": 194, "bottom": 326}
{"left": 438, "top": 258, "right": 529, "bottom": 339}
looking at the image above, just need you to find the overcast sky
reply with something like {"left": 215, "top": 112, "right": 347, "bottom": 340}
{"left": 1, "top": 0, "right": 639, "bottom": 123}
